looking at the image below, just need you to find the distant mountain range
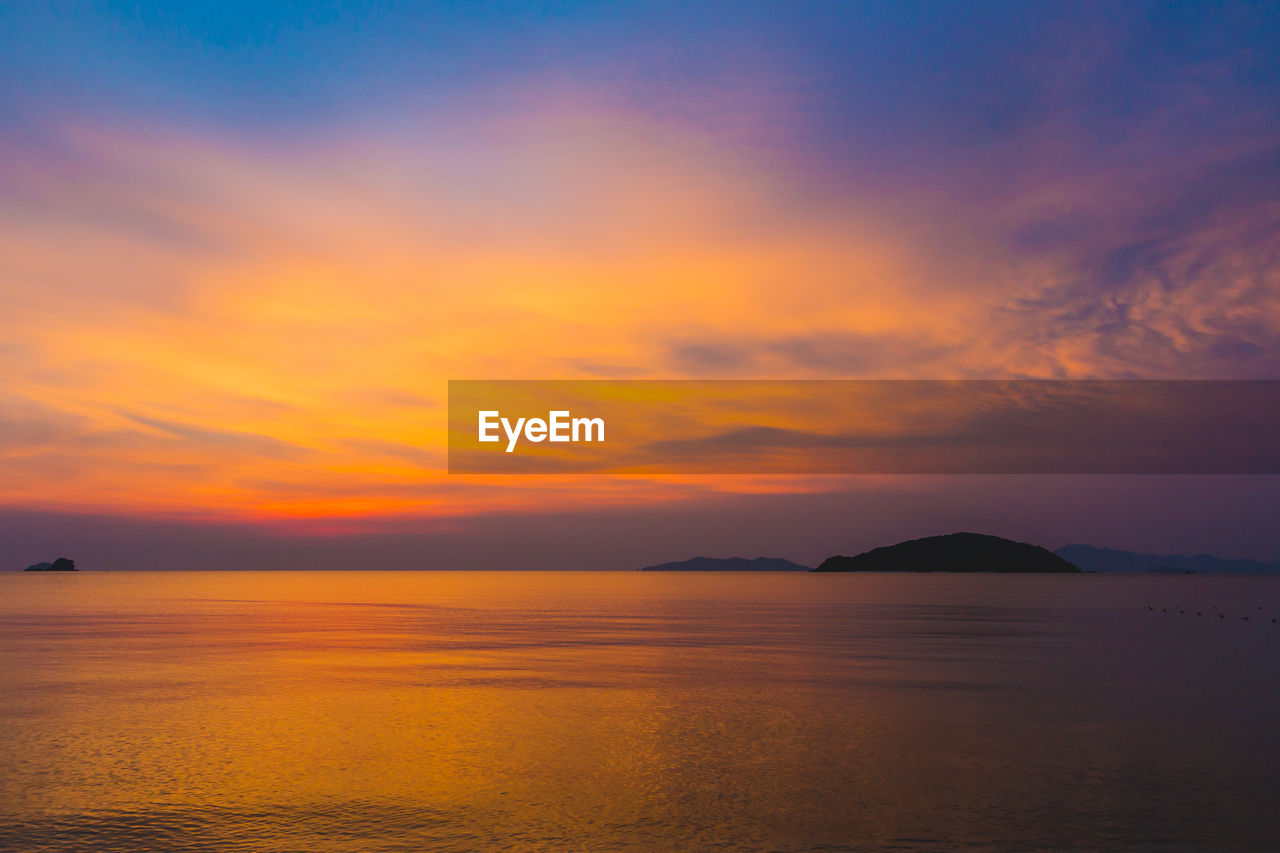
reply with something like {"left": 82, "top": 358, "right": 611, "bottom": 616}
{"left": 1055, "top": 545, "right": 1280, "bottom": 574}
{"left": 640, "top": 556, "right": 811, "bottom": 572}
{"left": 642, "top": 536, "right": 1280, "bottom": 574}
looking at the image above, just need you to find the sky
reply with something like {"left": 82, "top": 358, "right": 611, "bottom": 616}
{"left": 1, "top": 1, "right": 1279, "bottom": 568}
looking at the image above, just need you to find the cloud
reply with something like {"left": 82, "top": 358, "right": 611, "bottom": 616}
{"left": 1000, "top": 144, "right": 1280, "bottom": 378}
{"left": 119, "top": 412, "right": 310, "bottom": 459}
{"left": 337, "top": 438, "right": 439, "bottom": 467}
{"left": 665, "top": 332, "right": 960, "bottom": 377}
{"left": 0, "top": 393, "right": 89, "bottom": 454}
{"left": 1, "top": 73, "right": 1276, "bottom": 519}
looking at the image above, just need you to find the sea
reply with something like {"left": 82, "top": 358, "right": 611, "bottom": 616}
{"left": 1, "top": 571, "right": 1278, "bottom": 852}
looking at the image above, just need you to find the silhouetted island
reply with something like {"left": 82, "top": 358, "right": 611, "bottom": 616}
{"left": 641, "top": 556, "right": 811, "bottom": 571}
{"left": 815, "top": 533, "right": 1078, "bottom": 573}
{"left": 24, "top": 557, "right": 77, "bottom": 572}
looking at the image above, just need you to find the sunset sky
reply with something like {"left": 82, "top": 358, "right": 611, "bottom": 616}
{"left": 2, "top": 2, "right": 1279, "bottom": 568}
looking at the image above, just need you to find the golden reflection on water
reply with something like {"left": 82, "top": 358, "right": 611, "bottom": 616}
{"left": 2, "top": 571, "right": 1279, "bottom": 851}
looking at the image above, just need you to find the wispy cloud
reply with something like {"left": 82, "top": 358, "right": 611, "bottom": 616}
{"left": 1, "top": 1, "right": 1277, "bottom": 524}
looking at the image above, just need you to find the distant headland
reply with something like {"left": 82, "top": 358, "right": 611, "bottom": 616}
{"left": 641, "top": 556, "right": 811, "bottom": 572}
{"left": 815, "top": 533, "right": 1078, "bottom": 573}
{"left": 645, "top": 537, "right": 1280, "bottom": 574}
{"left": 24, "top": 557, "right": 77, "bottom": 572}
{"left": 643, "top": 534, "right": 1080, "bottom": 573}
{"left": 1055, "top": 544, "right": 1280, "bottom": 575}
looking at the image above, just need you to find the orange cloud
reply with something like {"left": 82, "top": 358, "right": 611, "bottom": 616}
{"left": 2, "top": 106, "right": 1275, "bottom": 523}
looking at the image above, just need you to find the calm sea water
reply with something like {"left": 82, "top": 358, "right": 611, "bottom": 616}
{"left": 1, "top": 571, "right": 1278, "bottom": 852}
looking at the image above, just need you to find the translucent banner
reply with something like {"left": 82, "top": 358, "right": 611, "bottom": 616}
{"left": 447, "top": 380, "right": 1280, "bottom": 474}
